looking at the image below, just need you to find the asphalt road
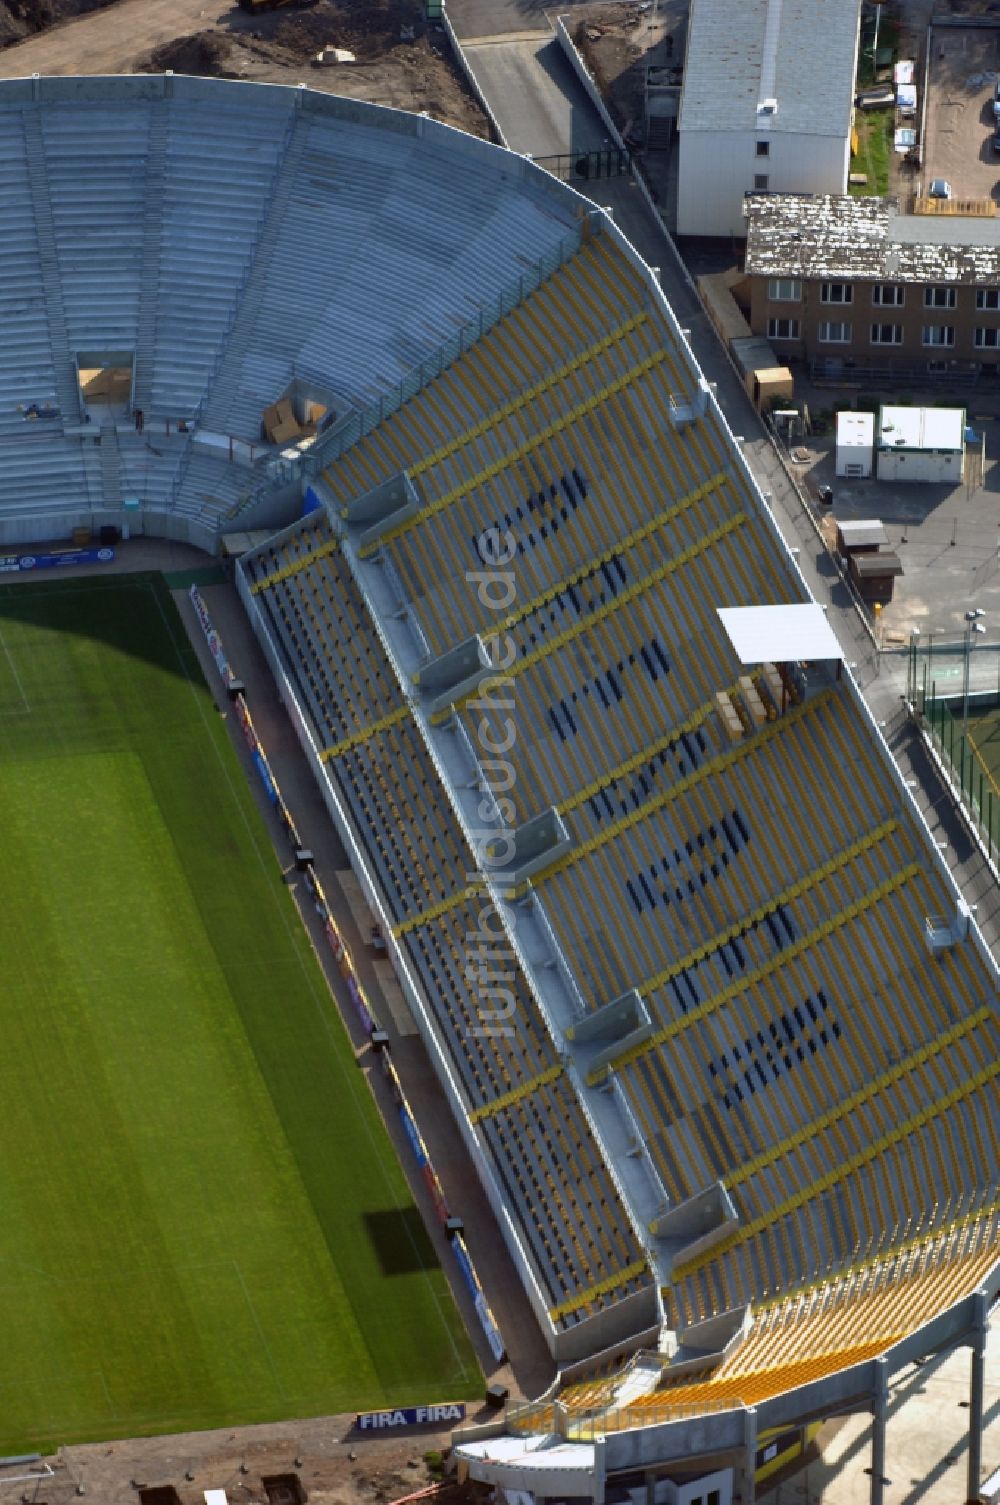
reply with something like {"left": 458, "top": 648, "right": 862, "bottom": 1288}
{"left": 462, "top": 33, "right": 610, "bottom": 157}
{"left": 445, "top": 0, "right": 597, "bottom": 43}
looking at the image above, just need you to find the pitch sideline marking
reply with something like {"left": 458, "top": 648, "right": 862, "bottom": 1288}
{"left": 0, "top": 618, "right": 30, "bottom": 715}
{"left": 149, "top": 583, "right": 470, "bottom": 1382}
{"left": 233, "top": 1258, "right": 288, "bottom": 1404}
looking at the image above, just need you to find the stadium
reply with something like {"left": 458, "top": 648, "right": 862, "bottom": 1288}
{"left": 0, "top": 70, "right": 996, "bottom": 1505}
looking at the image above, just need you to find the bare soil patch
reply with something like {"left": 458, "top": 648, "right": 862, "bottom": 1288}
{"left": 13, "top": 1416, "right": 494, "bottom": 1505}
{"left": 575, "top": 3, "right": 649, "bottom": 138}
{"left": 0, "top": 0, "right": 116, "bottom": 48}
{"left": 0, "top": 0, "right": 489, "bottom": 137}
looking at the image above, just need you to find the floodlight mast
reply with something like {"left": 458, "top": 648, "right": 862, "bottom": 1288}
{"left": 962, "top": 610, "right": 987, "bottom": 735}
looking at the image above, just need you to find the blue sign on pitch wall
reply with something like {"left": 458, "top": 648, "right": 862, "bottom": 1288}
{"left": 0, "top": 547, "right": 115, "bottom": 573}
{"left": 356, "top": 1403, "right": 466, "bottom": 1431}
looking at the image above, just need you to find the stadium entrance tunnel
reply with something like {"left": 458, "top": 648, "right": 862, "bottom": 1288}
{"left": 260, "top": 377, "right": 335, "bottom": 450}
{"left": 76, "top": 349, "right": 134, "bottom": 424}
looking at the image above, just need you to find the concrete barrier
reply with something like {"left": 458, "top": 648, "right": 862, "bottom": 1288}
{"left": 554, "top": 15, "right": 627, "bottom": 151}
{"left": 440, "top": 5, "right": 509, "bottom": 147}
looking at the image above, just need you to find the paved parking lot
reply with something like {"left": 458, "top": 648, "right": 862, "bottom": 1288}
{"left": 786, "top": 389, "right": 1000, "bottom": 645}
{"left": 924, "top": 23, "right": 1000, "bottom": 203}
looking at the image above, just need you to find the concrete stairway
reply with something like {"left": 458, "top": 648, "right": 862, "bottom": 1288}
{"left": 647, "top": 113, "right": 673, "bottom": 150}
{"left": 132, "top": 102, "right": 169, "bottom": 416}
{"left": 610, "top": 1353, "right": 665, "bottom": 1408}
{"left": 22, "top": 109, "right": 81, "bottom": 426}
{"left": 100, "top": 424, "right": 122, "bottom": 509}
{"left": 200, "top": 103, "right": 309, "bottom": 437}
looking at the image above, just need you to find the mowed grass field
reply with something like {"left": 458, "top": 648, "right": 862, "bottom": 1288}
{"left": 0, "top": 572, "right": 479, "bottom": 1451}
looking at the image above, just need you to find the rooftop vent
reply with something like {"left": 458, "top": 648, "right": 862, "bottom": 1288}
{"left": 758, "top": 97, "right": 778, "bottom": 115}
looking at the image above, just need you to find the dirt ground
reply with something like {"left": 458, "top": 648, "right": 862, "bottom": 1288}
{"left": 8, "top": 1410, "right": 492, "bottom": 1505}
{"left": 0, "top": 0, "right": 489, "bottom": 137}
{"left": 0, "top": 0, "right": 116, "bottom": 50}
{"left": 923, "top": 20, "right": 1000, "bottom": 205}
{"left": 574, "top": 0, "right": 686, "bottom": 144}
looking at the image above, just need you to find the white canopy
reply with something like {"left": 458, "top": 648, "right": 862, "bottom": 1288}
{"left": 717, "top": 604, "right": 845, "bottom": 664}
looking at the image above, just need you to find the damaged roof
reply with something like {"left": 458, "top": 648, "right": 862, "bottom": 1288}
{"left": 744, "top": 194, "right": 1000, "bottom": 283}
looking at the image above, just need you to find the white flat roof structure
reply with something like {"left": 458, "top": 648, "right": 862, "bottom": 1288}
{"left": 679, "top": 0, "right": 862, "bottom": 136}
{"left": 879, "top": 406, "right": 964, "bottom": 453}
{"left": 204, "top": 1492, "right": 229, "bottom": 1505}
{"left": 717, "top": 603, "right": 845, "bottom": 663}
{"left": 838, "top": 520, "right": 889, "bottom": 549}
{"left": 836, "top": 411, "right": 874, "bottom": 447}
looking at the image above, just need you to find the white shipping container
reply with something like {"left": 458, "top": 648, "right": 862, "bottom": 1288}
{"left": 835, "top": 410, "right": 875, "bottom": 478}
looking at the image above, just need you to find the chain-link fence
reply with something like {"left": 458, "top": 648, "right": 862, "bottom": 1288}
{"left": 924, "top": 684, "right": 1000, "bottom": 866}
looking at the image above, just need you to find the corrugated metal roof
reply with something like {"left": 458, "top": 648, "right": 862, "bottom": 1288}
{"left": 837, "top": 519, "right": 887, "bottom": 547}
{"left": 745, "top": 194, "right": 1000, "bottom": 283}
{"left": 716, "top": 604, "right": 844, "bottom": 663}
{"left": 679, "top": 0, "right": 861, "bottom": 136}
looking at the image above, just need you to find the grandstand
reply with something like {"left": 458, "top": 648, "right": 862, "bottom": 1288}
{"left": 2, "top": 72, "right": 996, "bottom": 1505}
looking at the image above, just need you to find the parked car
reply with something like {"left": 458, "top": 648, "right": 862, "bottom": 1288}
{"left": 928, "top": 178, "right": 952, "bottom": 199}
{"left": 993, "top": 79, "right": 1000, "bottom": 120}
{"left": 993, "top": 129, "right": 1000, "bottom": 154}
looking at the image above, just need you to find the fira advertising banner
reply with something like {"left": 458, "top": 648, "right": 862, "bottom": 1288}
{"left": 356, "top": 1402, "right": 466, "bottom": 1432}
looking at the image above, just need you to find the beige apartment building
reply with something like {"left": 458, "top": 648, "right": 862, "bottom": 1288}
{"left": 743, "top": 194, "right": 1000, "bottom": 381}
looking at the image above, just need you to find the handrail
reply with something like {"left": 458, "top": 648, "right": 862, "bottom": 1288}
{"left": 505, "top": 1388, "right": 735, "bottom": 1440}
{"left": 305, "top": 220, "right": 592, "bottom": 475}
{"left": 222, "top": 221, "right": 594, "bottom": 526}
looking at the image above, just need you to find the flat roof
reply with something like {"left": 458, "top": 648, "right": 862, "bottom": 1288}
{"left": 836, "top": 411, "right": 875, "bottom": 445}
{"left": 745, "top": 194, "right": 1000, "bottom": 283}
{"left": 852, "top": 551, "right": 903, "bottom": 577}
{"left": 716, "top": 604, "right": 845, "bottom": 663}
{"left": 879, "top": 405, "right": 964, "bottom": 452}
{"left": 678, "top": 0, "right": 861, "bottom": 137}
{"left": 838, "top": 519, "right": 888, "bottom": 547}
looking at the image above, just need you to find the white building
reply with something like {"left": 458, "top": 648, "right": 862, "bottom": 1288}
{"left": 877, "top": 405, "right": 965, "bottom": 483}
{"left": 676, "top": 0, "right": 863, "bottom": 238}
{"left": 836, "top": 410, "right": 874, "bottom": 477}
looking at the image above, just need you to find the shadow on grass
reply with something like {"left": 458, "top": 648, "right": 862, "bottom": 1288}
{"left": 363, "top": 1207, "right": 443, "bottom": 1277}
{"left": 0, "top": 570, "right": 206, "bottom": 688}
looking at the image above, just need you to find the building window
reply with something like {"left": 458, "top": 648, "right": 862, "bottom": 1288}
{"left": 924, "top": 285, "right": 957, "bottom": 309}
{"left": 922, "top": 325, "right": 955, "bottom": 347}
{"left": 976, "top": 288, "right": 1000, "bottom": 310}
{"left": 821, "top": 282, "right": 853, "bottom": 304}
{"left": 872, "top": 283, "right": 904, "bottom": 307}
{"left": 756, "top": 140, "right": 770, "bottom": 157}
{"left": 768, "top": 317, "right": 800, "bottom": 340}
{"left": 754, "top": 173, "right": 770, "bottom": 191}
{"left": 818, "top": 321, "right": 852, "bottom": 343}
{"left": 975, "top": 327, "right": 1000, "bottom": 347}
{"left": 767, "top": 278, "right": 801, "bottom": 302}
{"left": 870, "top": 323, "right": 903, "bottom": 345}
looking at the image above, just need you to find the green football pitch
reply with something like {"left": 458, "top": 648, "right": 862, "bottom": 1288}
{"left": 0, "top": 572, "right": 479, "bottom": 1451}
